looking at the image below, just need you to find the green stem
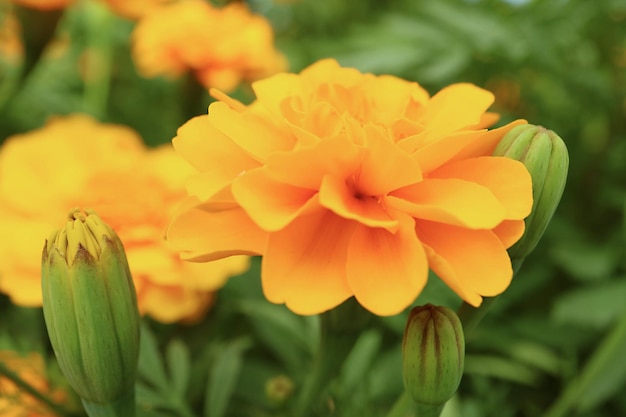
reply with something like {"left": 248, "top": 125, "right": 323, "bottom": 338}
{"left": 457, "top": 258, "right": 525, "bottom": 338}
{"left": 82, "top": 1, "right": 114, "bottom": 118}
{"left": 386, "top": 390, "right": 413, "bottom": 417}
{"left": 0, "top": 359, "right": 72, "bottom": 417}
{"left": 543, "top": 307, "right": 626, "bottom": 417}
{"left": 293, "top": 298, "right": 372, "bottom": 417}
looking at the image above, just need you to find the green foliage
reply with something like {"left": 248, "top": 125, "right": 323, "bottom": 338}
{"left": 1, "top": 0, "right": 625, "bottom": 416}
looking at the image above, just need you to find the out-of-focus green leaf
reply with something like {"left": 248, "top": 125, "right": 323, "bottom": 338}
{"left": 550, "top": 240, "right": 620, "bottom": 282}
{"left": 336, "top": 329, "right": 382, "bottom": 396}
{"left": 552, "top": 278, "right": 626, "bottom": 329}
{"left": 166, "top": 339, "right": 191, "bottom": 398}
{"left": 464, "top": 355, "right": 541, "bottom": 386}
{"left": 138, "top": 324, "right": 169, "bottom": 392}
{"left": 205, "top": 338, "right": 251, "bottom": 417}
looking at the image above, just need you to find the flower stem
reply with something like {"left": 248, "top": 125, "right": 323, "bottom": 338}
{"left": 456, "top": 258, "right": 525, "bottom": 338}
{"left": 293, "top": 298, "right": 372, "bottom": 417}
{"left": 0, "top": 359, "right": 72, "bottom": 417}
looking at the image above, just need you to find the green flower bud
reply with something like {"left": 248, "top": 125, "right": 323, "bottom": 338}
{"left": 41, "top": 208, "right": 140, "bottom": 417}
{"left": 493, "top": 124, "right": 569, "bottom": 263}
{"left": 402, "top": 305, "right": 464, "bottom": 417}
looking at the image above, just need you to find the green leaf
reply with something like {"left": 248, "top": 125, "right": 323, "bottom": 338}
{"left": 166, "top": 339, "right": 191, "bottom": 398}
{"left": 552, "top": 278, "right": 626, "bottom": 329}
{"left": 337, "top": 329, "right": 382, "bottom": 396}
{"left": 205, "top": 338, "right": 251, "bottom": 417}
{"left": 464, "top": 355, "right": 541, "bottom": 386}
{"left": 138, "top": 323, "right": 169, "bottom": 392}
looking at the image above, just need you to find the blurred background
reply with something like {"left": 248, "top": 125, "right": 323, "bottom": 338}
{"left": 0, "top": 0, "right": 625, "bottom": 416}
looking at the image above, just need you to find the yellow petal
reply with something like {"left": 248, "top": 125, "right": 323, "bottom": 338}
{"left": 173, "top": 115, "right": 260, "bottom": 200}
{"left": 416, "top": 220, "right": 513, "bottom": 305}
{"left": 208, "top": 101, "right": 293, "bottom": 161}
{"left": 347, "top": 212, "right": 428, "bottom": 316}
{"left": 388, "top": 178, "right": 505, "bottom": 229}
{"left": 261, "top": 210, "right": 354, "bottom": 315}
{"left": 429, "top": 156, "right": 533, "bottom": 220}
{"left": 232, "top": 167, "right": 319, "bottom": 231}
{"left": 418, "top": 83, "right": 494, "bottom": 135}
{"left": 167, "top": 197, "right": 268, "bottom": 261}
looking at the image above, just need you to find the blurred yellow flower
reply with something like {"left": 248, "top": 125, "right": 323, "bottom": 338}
{"left": 0, "top": 115, "right": 249, "bottom": 323}
{"left": 10, "top": 0, "right": 74, "bottom": 10}
{"left": 167, "top": 59, "right": 533, "bottom": 316}
{"left": 0, "top": 351, "right": 68, "bottom": 417}
{"left": 131, "top": 0, "right": 286, "bottom": 92}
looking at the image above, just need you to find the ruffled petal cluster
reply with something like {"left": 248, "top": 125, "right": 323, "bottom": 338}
{"left": 0, "top": 115, "right": 248, "bottom": 323}
{"left": 0, "top": 350, "right": 72, "bottom": 416}
{"left": 131, "top": 0, "right": 286, "bottom": 92}
{"left": 167, "top": 59, "right": 533, "bottom": 316}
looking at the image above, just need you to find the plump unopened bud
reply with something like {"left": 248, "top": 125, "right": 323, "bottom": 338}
{"left": 493, "top": 124, "right": 569, "bottom": 263}
{"left": 402, "top": 305, "right": 464, "bottom": 416}
{"left": 41, "top": 208, "right": 140, "bottom": 417}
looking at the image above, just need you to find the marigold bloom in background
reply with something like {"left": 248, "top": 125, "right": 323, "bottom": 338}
{"left": 131, "top": 0, "right": 286, "bottom": 92}
{"left": 0, "top": 115, "right": 249, "bottom": 323}
{"left": 167, "top": 59, "right": 534, "bottom": 316}
{"left": 10, "top": 0, "right": 74, "bottom": 10}
{"left": 0, "top": 12, "right": 23, "bottom": 65}
{"left": 0, "top": 350, "right": 70, "bottom": 416}
{"left": 102, "top": 0, "right": 171, "bottom": 20}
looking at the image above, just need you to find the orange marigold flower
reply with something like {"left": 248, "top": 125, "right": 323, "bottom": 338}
{"left": 131, "top": 0, "right": 286, "bottom": 92}
{"left": 102, "top": 0, "right": 171, "bottom": 20}
{"left": 167, "top": 59, "right": 533, "bottom": 316}
{"left": 0, "top": 115, "right": 249, "bottom": 323}
{"left": 10, "top": 0, "right": 74, "bottom": 10}
{"left": 0, "top": 351, "right": 70, "bottom": 416}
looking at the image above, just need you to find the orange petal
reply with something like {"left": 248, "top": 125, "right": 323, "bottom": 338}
{"left": 452, "top": 119, "right": 527, "bottom": 160}
{"left": 319, "top": 174, "right": 399, "bottom": 232}
{"left": 167, "top": 197, "right": 268, "bottom": 261}
{"left": 261, "top": 210, "right": 355, "bottom": 315}
{"left": 388, "top": 178, "right": 505, "bottom": 229}
{"left": 429, "top": 156, "right": 533, "bottom": 220}
{"left": 264, "top": 135, "right": 361, "bottom": 189}
{"left": 415, "top": 220, "right": 513, "bottom": 306}
{"left": 357, "top": 125, "right": 423, "bottom": 196}
{"left": 208, "top": 102, "right": 293, "bottom": 161}
{"left": 232, "top": 167, "right": 319, "bottom": 231}
{"left": 347, "top": 212, "right": 428, "bottom": 316}
{"left": 173, "top": 116, "right": 260, "bottom": 200}
{"left": 419, "top": 84, "right": 494, "bottom": 134}
{"left": 492, "top": 219, "right": 525, "bottom": 249}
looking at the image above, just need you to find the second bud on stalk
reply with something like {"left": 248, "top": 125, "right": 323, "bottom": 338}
{"left": 41, "top": 208, "right": 140, "bottom": 417}
{"left": 402, "top": 305, "right": 465, "bottom": 417}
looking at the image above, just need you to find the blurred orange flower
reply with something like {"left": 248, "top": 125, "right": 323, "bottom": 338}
{"left": 0, "top": 351, "right": 69, "bottom": 416}
{"left": 102, "top": 0, "right": 171, "bottom": 20}
{"left": 0, "top": 12, "right": 23, "bottom": 65}
{"left": 131, "top": 0, "right": 286, "bottom": 92}
{"left": 10, "top": 0, "right": 74, "bottom": 10}
{"left": 0, "top": 115, "right": 249, "bottom": 323}
{"left": 167, "top": 59, "right": 533, "bottom": 316}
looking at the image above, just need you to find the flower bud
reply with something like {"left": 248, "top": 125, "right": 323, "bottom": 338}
{"left": 493, "top": 124, "right": 569, "bottom": 262}
{"left": 41, "top": 208, "right": 140, "bottom": 417}
{"left": 402, "top": 305, "right": 464, "bottom": 415}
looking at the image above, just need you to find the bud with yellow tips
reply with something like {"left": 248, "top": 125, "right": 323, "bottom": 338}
{"left": 41, "top": 208, "right": 140, "bottom": 417}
